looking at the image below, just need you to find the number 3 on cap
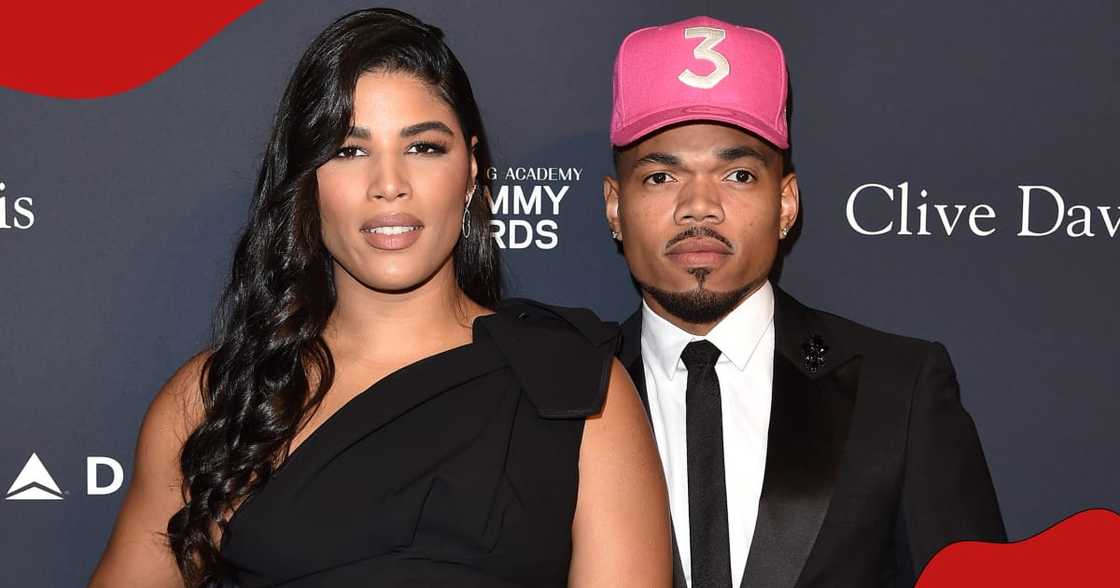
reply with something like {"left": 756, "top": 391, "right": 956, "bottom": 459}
{"left": 678, "top": 27, "right": 729, "bottom": 89}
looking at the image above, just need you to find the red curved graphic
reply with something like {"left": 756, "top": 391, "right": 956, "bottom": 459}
{"left": 916, "top": 508, "right": 1120, "bottom": 587}
{"left": 0, "top": 1, "right": 264, "bottom": 99}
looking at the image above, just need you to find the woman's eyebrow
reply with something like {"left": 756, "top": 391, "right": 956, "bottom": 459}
{"left": 343, "top": 121, "right": 455, "bottom": 140}
{"left": 400, "top": 121, "right": 453, "bottom": 137}
{"left": 346, "top": 125, "right": 370, "bottom": 139}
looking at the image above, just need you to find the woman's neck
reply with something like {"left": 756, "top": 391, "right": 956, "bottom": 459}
{"left": 324, "top": 260, "right": 485, "bottom": 364}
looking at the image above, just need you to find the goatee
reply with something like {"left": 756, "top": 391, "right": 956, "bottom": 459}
{"left": 639, "top": 269, "right": 755, "bottom": 325}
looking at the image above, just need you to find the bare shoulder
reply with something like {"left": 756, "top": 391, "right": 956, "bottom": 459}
{"left": 583, "top": 359, "right": 650, "bottom": 437}
{"left": 88, "top": 350, "right": 212, "bottom": 587}
{"left": 579, "top": 358, "right": 665, "bottom": 502}
{"left": 570, "top": 358, "right": 671, "bottom": 587}
{"left": 131, "top": 348, "right": 211, "bottom": 497}
{"left": 145, "top": 350, "right": 210, "bottom": 445}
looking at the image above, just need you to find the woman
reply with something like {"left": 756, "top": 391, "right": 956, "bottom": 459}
{"left": 90, "top": 8, "right": 669, "bottom": 587}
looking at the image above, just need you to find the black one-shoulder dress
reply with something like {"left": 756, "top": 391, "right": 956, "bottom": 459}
{"left": 219, "top": 300, "right": 619, "bottom": 587}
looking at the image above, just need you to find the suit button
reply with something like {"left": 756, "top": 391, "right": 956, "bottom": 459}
{"left": 516, "top": 312, "right": 529, "bottom": 320}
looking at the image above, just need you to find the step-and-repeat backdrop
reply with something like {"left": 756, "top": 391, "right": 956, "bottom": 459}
{"left": 1, "top": 1, "right": 1116, "bottom": 584}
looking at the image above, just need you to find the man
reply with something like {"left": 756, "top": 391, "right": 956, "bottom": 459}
{"left": 602, "top": 16, "right": 1006, "bottom": 588}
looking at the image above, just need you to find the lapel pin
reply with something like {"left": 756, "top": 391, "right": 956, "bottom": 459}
{"left": 801, "top": 333, "right": 829, "bottom": 374}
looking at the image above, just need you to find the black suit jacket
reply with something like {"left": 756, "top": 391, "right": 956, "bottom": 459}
{"left": 618, "top": 287, "right": 1006, "bottom": 588}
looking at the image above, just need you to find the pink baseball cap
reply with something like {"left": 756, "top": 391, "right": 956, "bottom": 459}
{"left": 610, "top": 16, "right": 789, "bottom": 149}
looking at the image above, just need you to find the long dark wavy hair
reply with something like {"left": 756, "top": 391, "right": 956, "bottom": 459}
{"left": 166, "top": 8, "right": 500, "bottom": 585}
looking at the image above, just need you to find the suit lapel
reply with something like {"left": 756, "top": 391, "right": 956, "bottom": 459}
{"left": 620, "top": 310, "right": 649, "bottom": 412}
{"left": 741, "top": 288, "right": 861, "bottom": 588}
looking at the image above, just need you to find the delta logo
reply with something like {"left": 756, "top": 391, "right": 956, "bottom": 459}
{"left": 5, "top": 453, "right": 124, "bottom": 500}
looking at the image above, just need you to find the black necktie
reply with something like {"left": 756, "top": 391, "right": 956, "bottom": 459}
{"left": 681, "top": 340, "right": 731, "bottom": 588}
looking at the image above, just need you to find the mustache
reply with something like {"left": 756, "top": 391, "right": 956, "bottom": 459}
{"left": 665, "top": 226, "right": 734, "bottom": 251}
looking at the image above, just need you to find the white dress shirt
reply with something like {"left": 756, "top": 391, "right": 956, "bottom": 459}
{"left": 640, "top": 280, "right": 775, "bottom": 588}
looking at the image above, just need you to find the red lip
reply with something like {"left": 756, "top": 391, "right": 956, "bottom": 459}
{"left": 360, "top": 212, "right": 424, "bottom": 251}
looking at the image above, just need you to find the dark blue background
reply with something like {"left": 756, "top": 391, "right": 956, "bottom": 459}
{"left": 1, "top": 1, "right": 1116, "bottom": 584}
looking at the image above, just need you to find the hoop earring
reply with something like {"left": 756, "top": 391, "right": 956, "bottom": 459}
{"left": 462, "top": 184, "right": 476, "bottom": 239}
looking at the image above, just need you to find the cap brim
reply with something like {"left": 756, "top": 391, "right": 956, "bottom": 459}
{"left": 611, "top": 106, "right": 788, "bottom": 150}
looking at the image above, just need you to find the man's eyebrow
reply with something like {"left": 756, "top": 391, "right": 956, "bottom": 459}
{"left": 401, "top": 121, "right": 454, "bottom": 137}
{"left": 717, "top": 145, "right": 770, "bottom": 163}
{"left": 633, "top": 152, "right": 682, "bottom": 168}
